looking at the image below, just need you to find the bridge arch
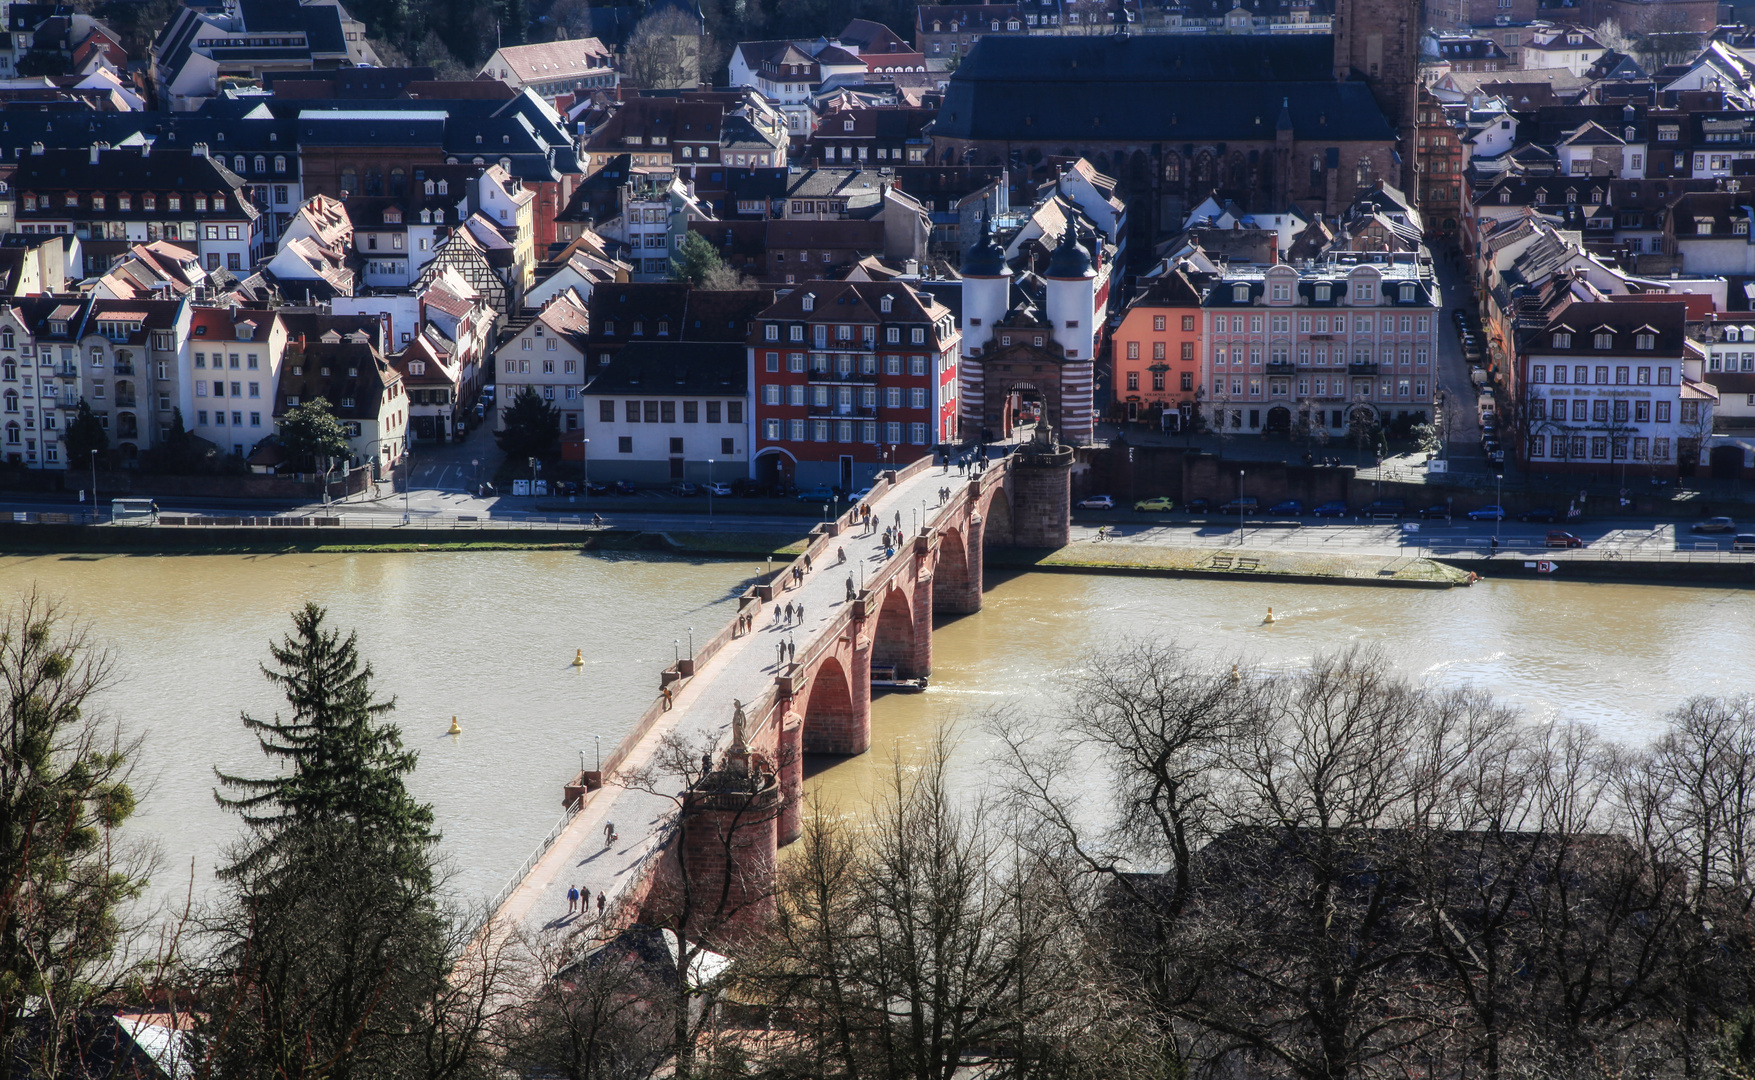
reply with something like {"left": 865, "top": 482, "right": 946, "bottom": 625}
{"left": 872, "top": 583, "right": 919, "bottom": 679}
{"left": 933, "top": 524, "right": 980, "bottom": 615}
{"left": 801, "top": 654, "right": 864, "bottom": 755}
{"left": 981, "top": 485, "right": 1013, "bottom": 549}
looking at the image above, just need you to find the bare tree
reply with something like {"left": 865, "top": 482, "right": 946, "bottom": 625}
{"left": 496, "top": 926, "right": 676, "bottom": 1080}
{"left": 734, "top": 735, "right": 1150, "bottom": 1079}
{"left": 622, "top": 729, "right": 779, "bottom": 1077}
{"left": 621, "top": 8, "right": 704, "bottom": 90}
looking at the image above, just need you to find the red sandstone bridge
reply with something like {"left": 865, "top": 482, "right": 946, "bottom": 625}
{"left": 485, "top": 438, "right": 1073, "bottom": 940}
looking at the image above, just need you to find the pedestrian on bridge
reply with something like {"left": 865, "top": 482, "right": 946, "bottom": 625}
{"left": 605, "top": 822, "right": 617, "bottom": 847}
{"left": 846, "top": 575, "right": 856, "bottom": 602}
{"left": 804, "top": 552, "right": 813, "bottom": 572}
{"left": 579, "top": 885, "right": 590, "bottom": 911}
{"left": 836, "top": 546, "right": 846, "bottom": 564}
{"left": 778, "top": 640, "right": 786, "bottom": 666}
{"left": 785, "top": 600, "right": 795, "bottom": 624}
{"left": 788, "top": 638, "right": 797, "bottom": 663}
{"left": 596, "top": 893, "right": 605, "bottom": 915}
{"left": 796, "top": 604, "right": 804, "bottom": 625}
{"left": 568, "top": 885, "right": 579, "bottom": 913}
{"left": 772, "top": 604, "right": 782, "bottom": 627}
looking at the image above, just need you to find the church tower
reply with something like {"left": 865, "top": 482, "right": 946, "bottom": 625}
{"left": 1331, "top": 0, "right": 1421, "bottom": 194}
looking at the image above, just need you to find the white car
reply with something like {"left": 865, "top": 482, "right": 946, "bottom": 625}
{"left": 704, "top": 482, "right": 732, "bottom": 496}
{"left": 1078, "top": 495, "right": 1115, "bottom": 510}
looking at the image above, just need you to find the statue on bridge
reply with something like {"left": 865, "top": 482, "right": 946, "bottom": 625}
{"left": 846, "top": 575, "right": 857, "bottom": 603}
{"left": 731, "top": 698, "right": 748, "bottom": 752}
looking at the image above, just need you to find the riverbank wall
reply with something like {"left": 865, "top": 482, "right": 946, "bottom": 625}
{"left": 1452, "top": 555, "right": 1755, "bottom": 585}
{"left": 986, "top": 542, "right": 1475, "bottom": 589}
{"left": 0, "top": 522, "right": 807, "bottom": 558}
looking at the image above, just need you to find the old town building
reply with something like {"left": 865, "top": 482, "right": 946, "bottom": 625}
{"left": 1202, "top": 251, "right": 1439, "bottom": 438}
{"left": 1111, "top": 270, "right": 1203, "bottom": 428}
{"left": 750, "top": 279, "right": 959, "bottom": 490}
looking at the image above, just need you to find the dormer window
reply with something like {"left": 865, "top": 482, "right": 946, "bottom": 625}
{"left": 1552, "top": 331, "right": 1571, "bottom": 348}
{"left": 1315, "top": 284, "right": 1331, "bottom": 301}
{"left": 1232, "top": 284, "right": 1248, "bottom": 302}
{"left": 604, "top": 320, "right": 615, "bottom": 336}
{"left": 1594, "top": 331, "right": 1613, "bottom": 349}
{"left": 880, "top": 295, "right": 893, "bottom": 313}
{"left": 1499, "top": 190, "right": 1510, "bottom": 204}
{"left": 802, "top": 292, "right": 815, "bottom": 312}
{"left": 1400, "top": 284, "right": 1415, "bottom": 302}
{"left": 633, "top": 320, "right": 644, "bottom": 335}
{"left": 409, "top": 361, "right": 425, "bottom": 375}
{"left": 658, "top": 320, "right": 669, "bottom": 336}
{"left": 1636, "top": 332, "right": 1655, "bottom": 350}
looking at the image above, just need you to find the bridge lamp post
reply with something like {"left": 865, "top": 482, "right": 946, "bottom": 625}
{"left": 673, "top": 638, "right": 680, "bottom": 665}
{"left": 707, "top": 457, "right": 714, "bottom": 528}
{"left": 1238, "top": 468, "right": 1246, "bottom": 544}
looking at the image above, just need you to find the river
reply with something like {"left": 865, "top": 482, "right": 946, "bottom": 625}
{"left": 0, "top": 551, "right": 1746, "bottom": 911}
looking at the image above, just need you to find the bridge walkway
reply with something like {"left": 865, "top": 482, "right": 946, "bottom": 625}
{"left": 491, "top": 461, "right": 970, "bottom": 936}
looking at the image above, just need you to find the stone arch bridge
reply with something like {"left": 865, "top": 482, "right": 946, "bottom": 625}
{"left": 487, "top": 440, "right": 1073, "bottom": 941}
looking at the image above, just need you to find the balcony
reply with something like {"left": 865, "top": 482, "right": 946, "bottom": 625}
{"left": 114, "top": 394, "right": 136, "bottom": 408}
{"left": 1348, "top": 362, "right": 1379, "bottom": 375}
{"left": 55, "top": 394, "right": 77, "bottom": 409}
{"left": 1266, "top": 361, "right": 1295, "bottom": 374}
{"left": 56, "top": 365, "right": 77, "bottom": 379}
{"left": 808, "top": 404, "right": 878, "bottom": 420}
{"left": 807, "top": 368, "right": 880, "bottom": 384}
{"left": 114, "top": 361, "right": 133, "bottom": 376}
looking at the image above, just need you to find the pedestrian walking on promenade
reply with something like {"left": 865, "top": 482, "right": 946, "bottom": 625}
{"left": 604, "top": 822, "right": 616, "bottom": 846}
{"left": 597, "top": 894, "right": 605, "bottom": 915}
{"left": 568, "top": 886, "right": 578, "bottom": 913}
{"left": 804, "top": 552, "right": 813, "bottom": 572}
{"left": 796, "top": 604, "right": 805, "bottom": 625}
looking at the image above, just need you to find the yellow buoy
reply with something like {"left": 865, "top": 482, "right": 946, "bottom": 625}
{"left": 572, "top": 648, "right": 584, "bottom": 667}
{"left": 1231, "top": 664, "right": 1241, "bottom": 683}
{"left": 448, "top": 715, "right": 461, "bottom": 736}
{"left": 1265, "top": 607, "right": 1277, "bottom": 624}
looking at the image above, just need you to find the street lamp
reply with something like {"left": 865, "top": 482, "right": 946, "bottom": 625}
{"left": 707, "top": 457, "right": 714, "bottom": 527}
{"left": 687, "top": 626, "right": 694, "bottom": 658}
{"left": 583, "top": 439, "right": 590, "bottom": 490}
{"left": 88, "top": 449, "right": 97, "bottom": 518}
{"left": 1238, "top": 468, "right": 1246, "bottom": 542}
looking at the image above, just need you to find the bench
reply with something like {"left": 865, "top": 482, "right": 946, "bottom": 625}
{"left": 1236, "top": 556, "right": 1260, "bottom": 571}
{"left": 1209, "top": 553, "right": 1234, "bottom": 569}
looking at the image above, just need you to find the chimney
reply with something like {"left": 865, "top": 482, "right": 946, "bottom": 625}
{"left": 88, "top": 144, "right": 99, "bottom": 164}
{"left": 141, "top": 141, "right": 150, "bottom": 158}
{"left": 193, "top": 142, "right": 209, "bottom": 158}
{"left": 28, "top": 142, "right": 42, "bottom": 155}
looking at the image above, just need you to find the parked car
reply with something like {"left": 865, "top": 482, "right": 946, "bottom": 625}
{"left": 670, "top": 482, "right": 700, "bottom": 497}
{"left": 1078, "top": 494, "right": 1115, "bottom": 510}
{"left": 1133, "top": 496, "right": 1175, "bottom": 512}
{"left": 551, "top": 481, "right": 577, "bottom": 496}
{"left": 1268, "top": 499, "right": 1304, "bottom": 515}
{"left": 849, "top": 487, "right": 874, "bottom": 504}
{"left": 1693, "top": 516, "right": 1737, "bottom": 533}
{"left": 1218, "top": 496, "right": 1260, "bottom": 515}
{"left": 610, "top": 480, "right": 636, "bottom": 496}
{"left": 1361, "top": 498, "right": 1406, "bottom": 518}
{"left": 1734, "top": 534, "right": 1755, "bottom": 552}
{"left": 1467, "top": 505, "right": 1507, "bottom": 521}
{"left": 1418, "top": 503, "right": 1451, "bottom": 519}
{"left": 731, "top": 478, "right": 766, "bottom": 498}
{"left": 1311, "top": 500, "right": 1350, "bottom": 517}
{"left": 704, "top": 482, "right": 732, "bottom": 496}
{"left": 796, "top": 485, "right": 838, "bottom": 503}
{"left": 1519, "top": 507, "right": 1560, "bottom": 523}
{"left": 1184, "top": 497, "right": 1211, "bottom": 513}
{"left": 1546, "top": 531, "right": 1584, "bottom": 548}
{"left": 583, "top": 481, "right": 609, "bottom": 496}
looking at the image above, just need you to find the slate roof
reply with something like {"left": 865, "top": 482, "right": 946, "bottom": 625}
{"left": 1538, "top": 299, "right": 1687, "bottom": 357}
{"left": 583, "top": 340, "right": 748, "bottom": 395}
{"left": 936, "top": 34, "right": 1393, "bottom": 142}
{"left": 277, "top": 341, "right": 399, "bottom": 421}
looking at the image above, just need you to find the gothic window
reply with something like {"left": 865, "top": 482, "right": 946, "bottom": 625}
{"left": 339, "top": 167, "right": 357, "bottom": 194}
{"left": 1193, "top": 152, "right": 1213, "bottom": 183}
{"left": 1162, "top": 153, "right": 1180, "bottom": 182}
{"left": 1356, "top": 156, "right": 1374, "bottom": 188}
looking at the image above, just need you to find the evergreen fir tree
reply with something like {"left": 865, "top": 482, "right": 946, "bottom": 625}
{"left": 215, "top": 602, "right": 435, "bottom": 882}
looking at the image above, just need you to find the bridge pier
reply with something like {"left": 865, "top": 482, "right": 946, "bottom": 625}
{"left": 669, "top": 760, "right": 783, "bottom": 940}
{"left": 1010, "top": 442, "right": 1075, "bottom": 547}
{"left": 777, "top": 707, "right": 803, "bottom": 846}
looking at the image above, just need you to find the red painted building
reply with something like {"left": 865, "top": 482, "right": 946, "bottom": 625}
{"left": 749, "top": 279, "right": 959, "bottom": 491}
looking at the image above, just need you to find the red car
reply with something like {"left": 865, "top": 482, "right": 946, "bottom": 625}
{"left": 1546, "top": 531, "right": 1584, "bottom": 549}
